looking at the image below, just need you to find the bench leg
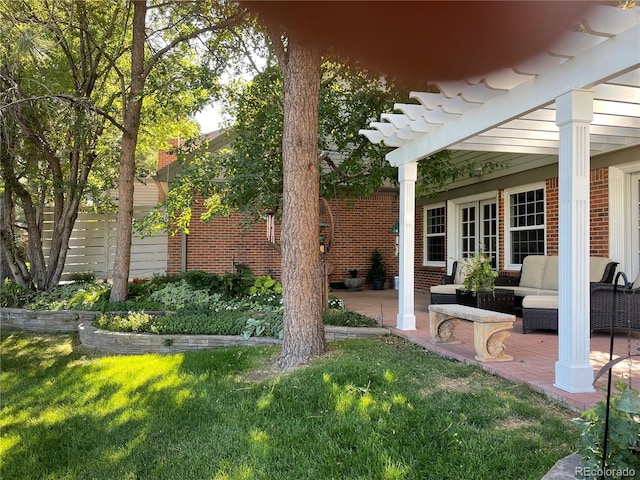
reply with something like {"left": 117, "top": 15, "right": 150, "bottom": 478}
{"left": 473, "top": 322, "right": 514, "bottom": 362}
{"left": 429, "top": 311, "right": 461, "bottom": 345}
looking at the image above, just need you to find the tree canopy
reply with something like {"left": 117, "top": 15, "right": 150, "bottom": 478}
{"left": 141, "top": 56, "right": 499, "bottom": 236}
{"left": 0, "top": 0, "right": 237, "bottom": 290}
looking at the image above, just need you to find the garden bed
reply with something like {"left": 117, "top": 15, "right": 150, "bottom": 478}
{"left": 0, "top": 307, "right": 388, "bottom": 354}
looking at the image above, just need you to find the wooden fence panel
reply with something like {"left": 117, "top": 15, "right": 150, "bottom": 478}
{"left": 42, "top": 207, "right": 167, "bottom": 281}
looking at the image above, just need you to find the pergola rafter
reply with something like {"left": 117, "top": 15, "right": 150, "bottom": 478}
{"left": 360, "top": 3, "right": 640, "bottom": 394}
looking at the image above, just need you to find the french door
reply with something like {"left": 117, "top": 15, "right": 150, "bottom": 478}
{"left": 460, "top": 200, "right": 498, "bottom": 268}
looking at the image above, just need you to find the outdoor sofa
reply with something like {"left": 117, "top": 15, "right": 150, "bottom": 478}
{"left": 430, "top": 255, "right": 618, "bottom": 315}
{"left": 522, "top": 270, "right": 640, "bottom": 334}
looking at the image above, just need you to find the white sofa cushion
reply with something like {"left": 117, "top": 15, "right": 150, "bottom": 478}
{"left": 518, "top": 256, "right": 547, "bottom": 289}
{"left": 453, "top": 257, "right": 472, "bottom": 285}
{"left": 522, "top": 295, "right": 558, "bottom": 309}
{"left": 511, "top": 287, "right": 558, "bottom": 297}
{"left": 633, "top": 270, "right": 640, "bottom": 289}
{"left": 429, "top": 284, "right": 460, "bottom": 295}
{"left": 541, "top": 256, "right": 559, "bottom": 290}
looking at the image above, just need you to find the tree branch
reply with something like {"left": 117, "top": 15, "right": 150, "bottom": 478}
{"left": 142, "top": 11, "right": 247, "bottom": 79}
{"left": 1, "top": 95, "right": 126, "bottom": 132}
{"left": 319, "top": 151, "right": 371, "bottom": 181}
{"left": 264, "top": 23, "right": 288, "bottom": 68}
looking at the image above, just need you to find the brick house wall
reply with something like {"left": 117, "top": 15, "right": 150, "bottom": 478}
{"left": 167, "top": 191, "right": 401, "bottom": 287}
{"left": 545, "top": 168, "right": 608, "bottom": 256}
{"left": 413, "top": 166, "right": 611, "bottom": 291}
{"left": 158, "top": 139, "right": 180, "bottom": 170}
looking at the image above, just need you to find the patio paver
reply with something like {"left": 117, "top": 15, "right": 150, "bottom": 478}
{"left": 335, "top": 288, "right": 640, "bottom": 412}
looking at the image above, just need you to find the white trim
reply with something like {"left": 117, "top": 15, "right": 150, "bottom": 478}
{"left": 445, "top": 191, "right": 498, "bottom": 272}
{"left": 423, "top": 202, "right": 446, "bottom": 267}
{"left": 503, "top": 182, "right": 547, "bottom": 271}
{"left": 381, "top": 21, "right": 640, "bottom": 166}
{"left": 608, "top": 165, "right": 640, "bottom": 279}
{"left": 631, "top": 172, "right": 640, "bottom": 280}
{"left": 397, "top": 162, "right": 418, "bottom": 331}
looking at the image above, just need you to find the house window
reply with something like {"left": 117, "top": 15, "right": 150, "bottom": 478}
{"left": 507, "top": 185, "right": 545, "bottom": 266}
{"left": 424, "top": 204, "right": 446, "bottom": 265}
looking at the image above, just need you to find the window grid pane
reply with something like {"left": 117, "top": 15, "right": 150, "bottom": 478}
{"left": 426, "top": 206, "right": 446, "bottom": 262}
{"left": 461, "top": 206, "right": 476, "bottom": 258}
{"left": 509, "top": 188, "right": 545, "bottom": 265}
{"left": 482, "top": 202, "right": 498, "bottom": 269}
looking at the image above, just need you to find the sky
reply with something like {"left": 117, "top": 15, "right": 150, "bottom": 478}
{"left": 195, "top": 103, "right": 223, "bottom": 134}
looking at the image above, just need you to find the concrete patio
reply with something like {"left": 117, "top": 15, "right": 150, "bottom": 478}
{"left": 334, "top": 288, "right": 640, "bottom": 412}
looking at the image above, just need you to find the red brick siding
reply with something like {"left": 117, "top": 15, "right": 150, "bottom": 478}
{"left": 590, "top": 168, "right": 609, "bottom": 257}
{"left": 158, "top": 139, "right": 179, "bottom": 170}
{"left": 168, "top": 192, "right": 400, "bottom": 286}
{"left": 166, "top": 166, "right": 611, "bottom": 291}
{"left": 546, "top": 177, "right": 559, "bottom": 255}
{"left": 546, "top": 168, "right": 609, "bottom": 256}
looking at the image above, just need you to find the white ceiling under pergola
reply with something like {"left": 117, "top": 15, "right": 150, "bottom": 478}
{"left": 360, "top": 4, "right": 640, "bottom": 168}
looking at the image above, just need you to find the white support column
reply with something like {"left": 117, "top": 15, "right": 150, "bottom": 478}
{"left": 554, "top": 90, "right": 595, "bottom": 393}
{"left": 397, "top": 161, "right": 418, "bottom": 330}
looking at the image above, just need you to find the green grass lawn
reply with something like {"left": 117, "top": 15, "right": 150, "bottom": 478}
{"left": 0, "top": 331, "right": 579, "bottom": 479}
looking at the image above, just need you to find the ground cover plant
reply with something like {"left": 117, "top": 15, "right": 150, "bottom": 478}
{"left": 1, "top": 273, "right": 377, "bottom": 338}
{"left": 1, "top": 331, "right": 579, "bottom": 480}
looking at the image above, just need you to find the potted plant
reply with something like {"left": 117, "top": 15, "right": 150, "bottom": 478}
{"left": 459, "top": 245, "right": 497, "bottom": 296}
{"left": 343, "top": 269, "right": 365, "bottom": 291}
{"left": 455, "top": 245, "right": 513, "bottom": 312}
{"left": 367, "top": 249, "right": 387, "bottom": 290}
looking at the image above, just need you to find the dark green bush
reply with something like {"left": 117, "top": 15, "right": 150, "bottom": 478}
{"left": 152, "top": 311, "right": 247, "bottom": 335}
{"left": 90, "top": 299, "right": 167, "bottom": 312}
{"left": 242, "top": 311, "right": 284, "bottom": 339}
{"left": 0, "top": 280, "right": 36, "bottom": 308}
{"left": 69, "top": 272, "right": 96, "bottom": 283}
{"left": 93, "top": 310, "right": 247, "bottom": 335}
{"left": 322, "top": 309, "right": 379, "bottom": 327}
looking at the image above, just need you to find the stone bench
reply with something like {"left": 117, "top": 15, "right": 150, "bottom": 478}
{"left": 428, "top": 304, "right": 516, "bottom": 362}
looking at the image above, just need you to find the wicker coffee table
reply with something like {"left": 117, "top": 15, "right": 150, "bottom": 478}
{"left": 455, "top": 288, "right": 515, "bottom": 315}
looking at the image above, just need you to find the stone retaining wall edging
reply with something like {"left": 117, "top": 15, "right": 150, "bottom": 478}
{"left": 1, "top": 308, "right": 389, "bottom": 354}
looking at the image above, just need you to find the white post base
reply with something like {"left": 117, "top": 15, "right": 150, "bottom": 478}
{"left": 554, "top": 360, "right": 595, "bottom": 393}
{"left": 396, "top": 313, "right": 416, "bottom": 331}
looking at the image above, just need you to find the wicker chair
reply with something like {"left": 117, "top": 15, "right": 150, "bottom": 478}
{"left": 590, "top": 274, "right": 640, "bottom": 331}
{"left": 521, "top": 272, "right": 638, "bottom": 334}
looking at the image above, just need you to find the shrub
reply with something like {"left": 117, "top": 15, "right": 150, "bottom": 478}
{"left": 242, "top": 312, "right": 283, "bottom": 340}
{"left": 573, "top": 382, "right": 640, "bottom": 478}
{"left": 322, "top": 309, "right": 379, "bottom": 327}
{"left": 151, "top": 311, "right": 246, "bottom": 335}
{"left": 95, "top": 311, "right": 155, "bottom": 333}
{"left": 149, "top": 280, "right": 217, "bottom": 310}
{"left": 0, "top": 280, "right": 34, "bottom": 308}
{"left": 69, "top": 272, "right": 96, "bottom": 283}
{"left": 181, "top": 270, "right": 223, "bottom": 293}
{"left": 219, "top": 271, "right": 254, "bottom": 299}
{"left": 248, "top": 275, "right": 283, "bottom": 295}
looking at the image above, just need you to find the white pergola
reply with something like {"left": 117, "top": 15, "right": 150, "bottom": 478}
{"left": 360, "top": 4, "right": 640, "bottom": 393}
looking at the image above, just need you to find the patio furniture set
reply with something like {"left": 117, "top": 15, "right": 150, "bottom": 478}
{"left": 430, "top": 255, "right": 639, "bottom": 334}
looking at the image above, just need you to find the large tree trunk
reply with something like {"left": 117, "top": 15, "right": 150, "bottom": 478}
{"left": 277, "top": 37, "right": 325, "bottom": 369}
{"left": 109, "top": 0, "right": 147, "bottom": 302}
